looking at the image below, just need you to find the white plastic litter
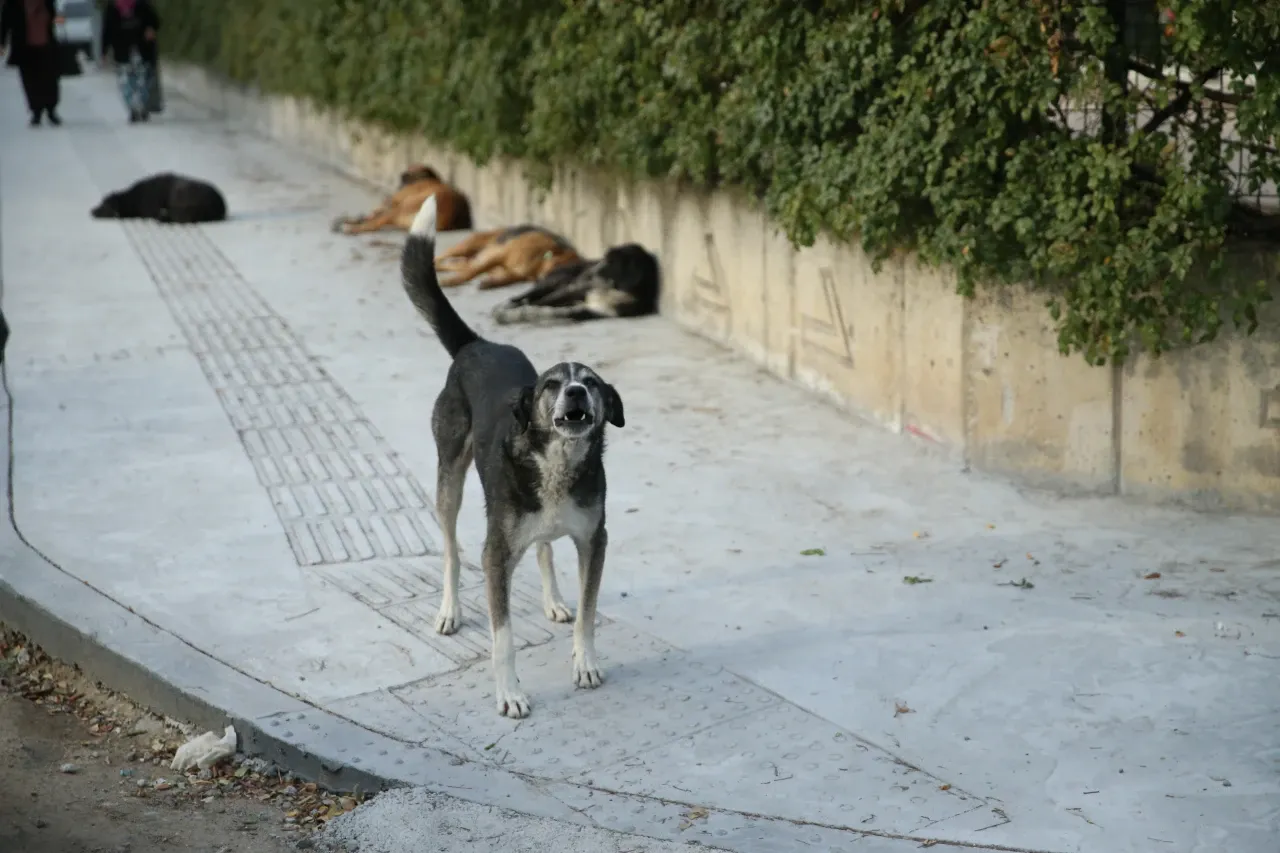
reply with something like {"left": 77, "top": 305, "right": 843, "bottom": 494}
{"left": 169, "top": 724, "right": 238, "bottom": 771}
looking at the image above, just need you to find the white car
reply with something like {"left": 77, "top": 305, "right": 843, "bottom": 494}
{"left": 54, "top": 0, "right": 96, "bottom": 60}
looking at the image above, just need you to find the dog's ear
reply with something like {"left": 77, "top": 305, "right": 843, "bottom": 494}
{"left": 511, "top": 385, "right": 535, "bottom": 431}
{"left": 604, "top": 384, "right": 626, "bottom": 428}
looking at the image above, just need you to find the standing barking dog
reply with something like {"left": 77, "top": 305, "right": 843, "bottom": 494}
{"left": 401, "top": 196, "right": 625, "bottom": 718}
{"left": 332, "top": 164, "right": 472, "bottom": 235}
{"left": 432, "top": 225, "right": 582, "bottom": 290}
{"left": 492, "top": 243, "right": 661, "bottom": 326}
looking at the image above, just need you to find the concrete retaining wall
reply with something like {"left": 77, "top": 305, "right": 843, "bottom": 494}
{"left": 165, "top": 63, "right": 1280, "bottom": 514}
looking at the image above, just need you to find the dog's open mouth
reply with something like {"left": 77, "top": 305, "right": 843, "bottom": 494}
{"left": 554, "top": 410, "right": 594, "bottom": 427}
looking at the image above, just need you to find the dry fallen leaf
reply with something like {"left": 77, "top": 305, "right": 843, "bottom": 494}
{"left": 940, "top": 783, "right": 952, "bottom": 791}
{"left": 1175, "top": 630, "right": 1186, "bottom": 638}
{"left": 1144, "top": 572, "right": 1161, "bottom": 580}
{"left": 894, "top": 702, "right": 914, "bottom": 717}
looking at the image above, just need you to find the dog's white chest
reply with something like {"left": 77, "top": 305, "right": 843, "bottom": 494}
{"left": 514, "top": 497, "right": 598, "bottom": 549}
{"left": 513, "top": 443, "right": 600, "bottom": 547}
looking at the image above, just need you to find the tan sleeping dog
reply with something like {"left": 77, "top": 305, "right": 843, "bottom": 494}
{"left": 332, "top": 165, "right": 473, "bottom": 235}
{"left": 434, "top": 225, "right": 582, "bottom": 290}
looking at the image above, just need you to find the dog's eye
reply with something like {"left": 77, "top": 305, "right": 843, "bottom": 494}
{"left": 543, "top": 380, "right": 561, "bottom": 392}
{"left": 581, "top": 376, "right": 598, "bottom": 389}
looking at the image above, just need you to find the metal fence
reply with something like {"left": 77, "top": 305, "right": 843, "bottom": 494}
{"left": 1051, "top": 1, "right": 1277, "bottom": 212}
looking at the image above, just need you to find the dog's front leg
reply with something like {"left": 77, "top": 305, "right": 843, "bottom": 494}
{"left": 537, "top": 542, "right": 574, "bottom": 623}
{"left": 571, "top": 524, "right": 608, "bottom": 689}
{"left": 484, "top": 535, "right": 532, "bottom": 718}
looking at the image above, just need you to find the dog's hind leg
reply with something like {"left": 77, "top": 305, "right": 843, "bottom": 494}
{"left": 330, "top": 207, "right": 384, "bottom": 233}
{"left": 484, "top": 532, "right": 531, "bottom": 718}
{"left": 432, "top": 390, "right": 473, "bottom": 636}
{"left": 434, "top": 230, "right": 500, "bottom": 267}
{"left": 570, "top": 524, "right": 608, "bottom": 689}
{"left": 492, "top": 289, "right": 640, "bottom": 326}
{"left": 340, "top": 210, "right": 398, "bottom": 235}
{"left": 537, "top": 543, "right": 573, "bottom": 623}
{"left": 438, "top": 253, "right": 506, "bottom": 288}
{"left": 492, "top": 304, "right": 581, "bottom": 325}
{"left": 474, "top": 267, "right": 530, "bottom": 291}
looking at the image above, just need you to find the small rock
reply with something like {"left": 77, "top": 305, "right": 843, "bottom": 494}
{"left": 34, "top": 818, "right": 48, "bottom": 829}
{"left": 119, "top": 768, "right": 134, "bottom": 777}
{"left": 197, "top": 768, "right": 213, "bottom": 781}
{"left": 296, "top": 840, "right": 315, "bottom": 850}
{"left": 59, "top": 763, "right": 80, "bottom": 774}
{"left": 283, "top": 785, "right": 298, "bottom": 796}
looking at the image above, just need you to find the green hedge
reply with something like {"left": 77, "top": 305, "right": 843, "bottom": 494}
{"left": 155, "top": 0, "right": 1280, "bottom": 365}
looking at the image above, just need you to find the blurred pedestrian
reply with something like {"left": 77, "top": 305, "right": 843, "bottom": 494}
{"left": 101, "top": 0, "right": 159, "bottom": 124}
{"left": 0, "top": 0, "right": 63, "bottom": 126}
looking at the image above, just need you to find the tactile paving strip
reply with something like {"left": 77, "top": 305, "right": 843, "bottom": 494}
{"left": 66, "top": 127, "right": 567, "bottom": 662}
{"left": 575, "top": 699, "right": 978, "bottom": 833}
{"left": 390, "top": 625, "right": 979, "bottom": 835}
{"left": 116, "top": 219, "right": 440, "bottom": 566}
{"left": 391, "top": 628, "right": 779, "bottom": 778}
{"left": 314, "top": 559, "right": 607, "bottom": 665}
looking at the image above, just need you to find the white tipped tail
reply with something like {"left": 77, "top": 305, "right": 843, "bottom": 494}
{"left": 410, "top": 195, "right": 438, "bottom": 238}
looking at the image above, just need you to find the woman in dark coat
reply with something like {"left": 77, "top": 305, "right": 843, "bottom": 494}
{"left": 0, "top": 0, "right": 62, "bottom": 126}
{"left": 101, "top": 0, "right": 160, "bottom": 123}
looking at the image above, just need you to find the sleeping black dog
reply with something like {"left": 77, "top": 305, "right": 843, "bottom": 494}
{"left": 91, "top": 173, "right": 228, "bottom": 224}
{"left": 491, "top": 243, "right": 660, "bottom": 326}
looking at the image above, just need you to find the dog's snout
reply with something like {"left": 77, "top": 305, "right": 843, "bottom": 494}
{"left": 564, "top": 384, "right": 587, "bottom": 401}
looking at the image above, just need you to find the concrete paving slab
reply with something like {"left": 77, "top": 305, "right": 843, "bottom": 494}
{"left": 1, "top": 67, "right": 1278, "bottom": 853}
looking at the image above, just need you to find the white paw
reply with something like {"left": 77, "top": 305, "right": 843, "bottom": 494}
{"left": 434, "top": 599, "right": 461, "bottom": 635}
{"left": 573, "top": 653, "right": 604, "bottom": 689}
{"left": 496, "top": 686, "right": 531, "bottom": 719}
{"left": 544, "top": 599, "right": 574, "bottom": 623}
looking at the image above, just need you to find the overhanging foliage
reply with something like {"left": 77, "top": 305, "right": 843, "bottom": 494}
{"left": 155, "top": 0, "right": 1280, "bottom": 364}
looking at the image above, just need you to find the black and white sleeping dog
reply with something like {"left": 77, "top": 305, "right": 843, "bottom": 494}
{"left": 91, "top": 173, "right": 227, "bottom": 224}
{"left": 491, "top": 243, "right": 660, "bottom": 326}
{"left": 401, "top": 195, "right": 625, "bottom": 719}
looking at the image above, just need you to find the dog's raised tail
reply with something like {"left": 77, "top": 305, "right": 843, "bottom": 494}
{"left": 401, "top": 195, "right": 479, "bottom": 358}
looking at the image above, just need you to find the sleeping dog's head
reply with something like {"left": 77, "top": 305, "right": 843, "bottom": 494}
{"left": 513, "top": 362, "right": 624, "bottom": 439}
{"left": 91, "top": 193, "right": 125, "bottom": 219}
{"left": 399, "top": 164, "right": 442, "bottom": 187}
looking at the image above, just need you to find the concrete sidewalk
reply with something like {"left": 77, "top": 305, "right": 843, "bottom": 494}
{"left": 1, "top": 67, "right": 1277, "bottom": 853}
